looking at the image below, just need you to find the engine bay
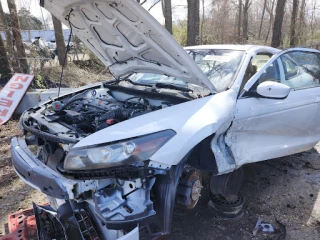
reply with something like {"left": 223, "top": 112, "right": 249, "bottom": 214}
{"left": 21, "top": 83, "right": 190, "bottom": 144}
{"left": 47, "top": 88, "right": 162, "bottom": 134}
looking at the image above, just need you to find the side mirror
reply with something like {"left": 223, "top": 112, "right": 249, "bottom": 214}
{"left": 256, "top": 81, "right": 291, "bottom": 99}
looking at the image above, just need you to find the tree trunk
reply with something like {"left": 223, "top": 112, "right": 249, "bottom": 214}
{"left": 200, "top": 0, "right": 205, "bottom": 44}
{"left": 290, "top": 0, "right": 298, "bottom": 47}
{"left": 162, "top": 0, "right": 172, "bottom": 34}
{"left": 242, "top": 0, "right": 251, "bottom": 43}
{"left": 265, "top": 0, "right": 275, "bottom": 44}
{"left": 271, "top": 0, "right": 286, "bottom": 48}
{"left": 187, "top": 0, "right": 200, "bottom": 46}
{"left": 298, "top": 0, "right": 306, "bottom": 45}
{"left": 310, "top": 0, "right": 316, "bottom": 47}
{"left": 0, "top": 34, "right": 11, "bottom": 77}
{"left": 52, "top": 15, "right": 67, "bottom": 67}
{"left": 238, "top": 0, "right": 242, "bottom": 43}
{"left": 7, "top": 0, "right": 28, "bottom": 73}
{"left": 258, "top": 0, "right": 267, "bottom": 39}
{"left": 0, "top": 1, "right": 13, "bottom": 55}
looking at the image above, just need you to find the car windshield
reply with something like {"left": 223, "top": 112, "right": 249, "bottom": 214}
{"left": 128, "top": 49, "right": 245, "bottom": 92}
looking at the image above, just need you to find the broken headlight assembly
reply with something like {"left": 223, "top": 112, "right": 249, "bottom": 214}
{"left": 64, "top": 130, "right": 175, "bottom": 170}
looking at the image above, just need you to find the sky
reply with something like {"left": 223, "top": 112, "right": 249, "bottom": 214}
{"left": 0, "top": 0, "right": 191, "bottom": 28}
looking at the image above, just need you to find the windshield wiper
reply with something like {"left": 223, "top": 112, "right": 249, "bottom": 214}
{"left": 119, "top": 78, "right": 194, "bottom": 93}
{"left": 120, "top": 78, "right": 153, "bottom": 87}
{"left": 155, "top": 82, "right": 193, "bottom": 93}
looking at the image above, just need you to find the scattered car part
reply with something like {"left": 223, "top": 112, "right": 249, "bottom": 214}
{"left": 208, "top": 193, "right": 244, "bottom": 219}
{"left": 260, "top": 223, "right": 275, "bottom": 234}
{"left": 252, "top": 217, "right": 262, "bottom": 237}
{"left": 253, "top": 217, "right": 275, "bottom": 237}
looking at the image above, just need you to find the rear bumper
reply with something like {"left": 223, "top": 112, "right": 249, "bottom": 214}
{"left": 11, "top": 137, "right": 70, "bottom": 199}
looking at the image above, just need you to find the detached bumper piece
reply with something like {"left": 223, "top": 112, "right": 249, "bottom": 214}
{"left": 33, "top": 201, "right": 100, "bottom": 240}
{"left": 33, "top": 204, "right": 67, "bottom": 240}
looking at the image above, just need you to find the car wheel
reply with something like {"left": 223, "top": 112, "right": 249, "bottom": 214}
{"left": 209, "top": 167, "right": 244, "bottom": 201}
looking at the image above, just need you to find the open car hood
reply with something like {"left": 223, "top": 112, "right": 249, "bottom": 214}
{"left": 42, "top": 0, "right": 215, "bottom": 92}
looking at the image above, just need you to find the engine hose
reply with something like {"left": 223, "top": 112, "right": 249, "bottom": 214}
{"left": 98, "top": 109, "right": 143, "bottom": 122}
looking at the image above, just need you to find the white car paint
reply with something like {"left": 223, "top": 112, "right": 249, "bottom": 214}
{"left": 226, "top": 48, "right": 320, "bottom": 171}
{"left": 256, "top": 81, "right": 291, "bottom": 99}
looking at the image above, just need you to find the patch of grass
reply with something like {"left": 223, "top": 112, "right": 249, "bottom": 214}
{"left": 33, "top": 62, "right": 113, "bottom": 89}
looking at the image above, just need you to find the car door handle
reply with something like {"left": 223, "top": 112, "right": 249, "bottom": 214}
{"left": 315, "top": 97, "right": 320, "bottom": 103}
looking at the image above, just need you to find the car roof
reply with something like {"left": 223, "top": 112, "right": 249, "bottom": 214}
{"left": 184, "top": 44, "right": 279, "bottom": 52}
{"left": 185, "top": 44, "right": 320, "bottom": 55}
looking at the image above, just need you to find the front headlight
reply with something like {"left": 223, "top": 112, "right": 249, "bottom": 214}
{"left": 64, "top": 130, "right": 175, "bottom": 170}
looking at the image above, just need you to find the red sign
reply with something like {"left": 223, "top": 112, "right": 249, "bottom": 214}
{"left": 0, "top": 74, "right": 34, "bottom": 125}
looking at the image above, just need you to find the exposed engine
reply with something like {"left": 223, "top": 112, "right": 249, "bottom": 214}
{"left": 43, "top": 87, "right": 168, "bottom": 135}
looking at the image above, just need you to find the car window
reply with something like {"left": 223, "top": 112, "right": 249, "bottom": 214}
{"left": 280, "top": 55, "right": 299, "bottom": 80}
{"left": 129, "top": 49, "right": 245, "bottom": 93}
{"left": 280, "top": 52, "right": 319, "bottom": 89}
{"left": 252, "top": 54, "right": 271, "bottom": 71}
{"left": 258, "top": 60, "right": 280, "bottom": 84}
{"left": 287, "top": 51, "right": 320, "bottom": 80}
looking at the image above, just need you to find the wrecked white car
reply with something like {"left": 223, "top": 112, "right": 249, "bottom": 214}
{"left": 11, "top": 0, "right": 320, "bottom": 239}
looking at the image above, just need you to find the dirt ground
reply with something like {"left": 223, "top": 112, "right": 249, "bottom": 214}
{"left": 0, "top": 120, "right": 47, "bottom": 237}
{"left": 1, "top": 120, "right": 320, "bottom": 239}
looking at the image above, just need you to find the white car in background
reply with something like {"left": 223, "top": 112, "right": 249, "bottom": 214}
{"left": 11, "top": 0, "right": 320, "bottom": 239}
{"left": 47, "top": 41, "right": 57, "bottom": 51}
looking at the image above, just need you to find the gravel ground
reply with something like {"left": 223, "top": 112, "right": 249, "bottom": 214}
{"left": 1, "top": 120, "right": 320, "bottom": 239}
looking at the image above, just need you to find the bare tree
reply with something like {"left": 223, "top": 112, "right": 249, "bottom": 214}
{"left": 258, "top": 0, "right": 267, "bottom": 39}
{"left": 187, "top": 0, "right": 200, "bottom": 46}
{"left": 271, "top": 0, "right": 287, "bottom": 48}
{"left": 242, "top": 0, "right": 251, "bottom": 43}
{"left": 238, "top": 0, "right": 242, "bottom": 43}
{"left": 297, "top": 0, "right": 306, "bottom": 45}
{"left": 169, "top": 0, "right": 319, "bottom": 47}
{"left": 52, "top": 15, "right": 67, "bottom": 67}
{"left": 0, "top": 2, "right": 13, "bottom": 55}
{"left": 162, "top": 0, "right": 172, "bottom": 34}
{"left": 7, "top": 0, "right": 28, "bottom": 73}
{"left": 265, "top": 0, "right": 276, "bottom": 44}
{"left": 0, "top": 34, "right": 11, "bottom": 77}
{"left": 200, "top": 0, "right": 205, "bottom": 44}
{"left": 290, "top": 0, "right": 298, "bottom": 47}
{"left": 310, "top": 0, "right": 316, "bottom": 47}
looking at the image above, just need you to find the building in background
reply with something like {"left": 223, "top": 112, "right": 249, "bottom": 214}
{"left": 0, "top": 29, "right": 70, "bottom": 43}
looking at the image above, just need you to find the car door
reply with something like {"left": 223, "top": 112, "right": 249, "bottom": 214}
{"left": 225, "top": 50, "right": 320, "bottom": 167}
